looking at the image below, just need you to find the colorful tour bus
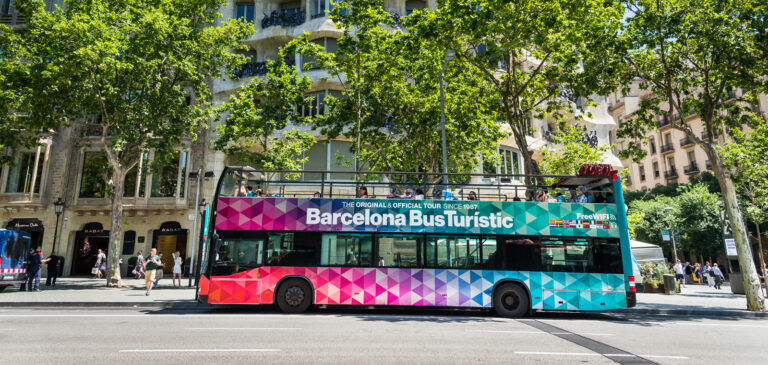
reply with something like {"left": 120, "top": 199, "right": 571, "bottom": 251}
{"left": 0, "top": 229, "right": 31, "bottom": 291}
{"left": 197, "top": 165, "right": 636, "bottom": 317}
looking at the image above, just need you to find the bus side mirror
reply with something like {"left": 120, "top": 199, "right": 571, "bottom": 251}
{"left": 213, "top": 234, "right": 223, "bottom": 252}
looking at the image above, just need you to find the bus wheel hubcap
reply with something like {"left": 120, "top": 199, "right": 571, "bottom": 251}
{"left": 286, "top": 286, "right": 304, "bottom": 306}
{"left": 503, "top": 293, "right": 519, "bottom": 309}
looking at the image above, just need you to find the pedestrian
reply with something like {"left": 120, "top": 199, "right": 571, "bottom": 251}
{"left": 93, "top": 249, "right": 106, "bottom": 279}
{"left": 143, "top": 248, "right": 161, "bottom": 296}
{"left": 684, "top": 262, "right": 693, "bottom": 285}
{"left": 42, "top": 251, "right": 59, "bottom": 286}
{"left": 702, "top": 261, "right": 712, "bottom": 287}
{"left": 26, "top": 247, "right": 42, "bottom": 291}
{"left": 172, "top": 251, "right": 183, "bottom": 287}
{"left": 673, "top": 259, "right": 685, "bottom": 288}
{"left": 712, "top": 263, "right": 724, "bottom": 290}
{"left": 134, "top": 251, "right": 145, "bottom": 279}
{"left": 693, "top": 262, "right": 702, "bottom": 284}
{"left": 154, "top": 251, "right": 164, "bottom": 288}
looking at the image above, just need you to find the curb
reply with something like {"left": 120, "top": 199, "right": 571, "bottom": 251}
{"left": 0, "top": 301, "right": 207, "bottom": 309}
{"left": 614, "top": 308, "right": 768, "bottom": 318}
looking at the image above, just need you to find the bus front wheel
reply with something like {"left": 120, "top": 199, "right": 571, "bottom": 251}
{"left": 493, "top": 283, "right": 529, "bottom": 318}
{"left": 276, "top": 279, "right": 312, "bottom": 314}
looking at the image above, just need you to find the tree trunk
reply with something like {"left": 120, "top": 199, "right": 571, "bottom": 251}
{"left": 106, "top": 169, "right": 126, "bottom": 288}
{"left": 756, "top": 223, "right": 767, "bottom": 297}
{"left": 711, "top": 158, "right": 765, "bottom": 311}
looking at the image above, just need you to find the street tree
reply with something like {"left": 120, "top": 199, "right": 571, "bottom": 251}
{"left": 214, "top": 57, "right": 316, "bottom": 184}
{"left": 287, "top": 0, "right": 504, "bottom": 187}
{"left": 414, "top": 0, "right": 624, "bottom": 189}
{"left": 13, "top": 0, "right": 253, "bottom": 286}
{"left": 618, "top": 0, "right": 767, "bottom": 310}
{"left": 0, "top": 25, "right": 61, "bottom": 164}
{"left": 721, "top": 119, "right": 768, "bottom": 291}
{"left": 539, "top": 124, "right": 613, "bottom": 177}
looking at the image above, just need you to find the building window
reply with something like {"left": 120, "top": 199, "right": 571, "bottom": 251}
{"left": 687, "top": 150, "right": 696, "bottom": 164}
{"left": 405, "top": 0, "right": 427, "bottom": 15}
{"left": 235, "top": 2, "right": 255, "bottom": 23}
{"left": 122, "top": 230, "right": 136, "bottom": 255}
{"left": 79, "top": 151, "right": 109, "bottom": 198}
{"left": 310, "top": 0, "right": 328, "bottom": 18}
{"left": 667, "top": 157, "right": 676, "bottom": 171}
{"left": 150, "top": 151, "right": 188, "bottom": 198}
{"left": 299, "top": 89, "right": 343, "bottom": 117}
{"left": 483, "top": 147, "right": 520, "bottom": 179}
{"left": 302, "top": 37, "right": 338, "bottom": 70}
{"left": 652, "top": 161, "right": 659, "bottom": 178}
{"left": 639, "top": 165, "right": 646, "bottom": 181}
{"left": 1, "top": 0, "right": 14, "bottom": 14}
{"left": 649, "top": 139, "right": 656, "bottom": 154}
{"left": 301, "top": 139, "right": 355, "bottom": 181}
{"left": 4, "top": 151, "right": 45, "bottom": 194}
{"left": 664, "top": 133, "right": 672, "bottom": 145}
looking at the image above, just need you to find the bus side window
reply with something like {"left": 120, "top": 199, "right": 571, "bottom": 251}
{"left": 502, "top": 237, "right": 541, "bottom": 271}
{"left": 593, "top": 239, "right": 622, "bottom": 273}
{"left": 320, "top": 234, "right": 372, "bottom": 266}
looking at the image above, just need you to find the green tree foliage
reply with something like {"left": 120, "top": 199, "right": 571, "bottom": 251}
{"left": 415, "top": 0, "right": 623, "bottom": 188}
{"left": 618, "top": 0, "right": 767, "bottom": 311}
{"left": 628, "top": 184, "right": 723, "bottom": 260}
{"left": 286, "top": 0, "right": 504, "bottom": 188}
{"left": 214, "top": 58, "right": 316, "bottom": 181}
{"left": 11, "top": 0, "right": 253, "bottom": 286}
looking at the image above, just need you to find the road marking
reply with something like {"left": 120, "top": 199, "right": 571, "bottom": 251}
{"left": 185, "top": 327, "right": 301, "bottom": 330}
{"left": 668, "top": 322, "right": 768, "bottom": 328}
{"left": 473, "top": 330, "right": 613, "bottom": 336}
{"left": 119, "top": 349, "right": 281, "bottom": 353}
{"left": 515, "top": 352, "right": 687, "bottom": 360}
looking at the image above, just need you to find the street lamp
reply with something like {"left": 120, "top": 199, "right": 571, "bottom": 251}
{"left": 51, "top": 198, "right": 64, "bottom": 254}
{"left": 664, "top": 206, "right": 679, "bottom": 263}
{"left": 439, "top": 49, "right": 456, "bottom": 188}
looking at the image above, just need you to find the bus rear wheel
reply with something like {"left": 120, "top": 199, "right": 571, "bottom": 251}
{"left": 493, "top": 283, "right": 529, "bottom": 318}
{"left": 276, "top": 279, "right": 312, "bottom": 314}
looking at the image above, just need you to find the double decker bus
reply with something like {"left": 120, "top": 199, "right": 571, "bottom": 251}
{"left": 197, "top": 165, "right": 635, "bottom": 317}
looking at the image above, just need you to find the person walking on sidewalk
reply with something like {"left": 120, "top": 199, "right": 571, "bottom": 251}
{"left": 94, "top": 249, "right": 106, "bottom": 279}
{"left": 154, "top": 251, "right": 164, "bottom": 288}
{"left": 172, "top": 251, "right": 183, "bottom": 287}
{"left": 702, "top": 262, "right": 712, "bottom": 287}
{"left": 42, "top": 251, "right": 59, "bottom": 286}
{"left": 26, "top": 247, "right": 42, "bottom": 291}
{"left": 673, "top": 259, "right": 685, "bottom": 288}
{"left": 143, "top": 248, "right": 161, "bottom": 296}
{"left": 712, "top": 263, "right": 725, "bottom": 290}
{"left": 133, "top": 251, "right": 145, "bottom": 279}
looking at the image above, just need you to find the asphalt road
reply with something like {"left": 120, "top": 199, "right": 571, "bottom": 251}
{"left": 1, "top": 306, "right": 766, "bottom": 365}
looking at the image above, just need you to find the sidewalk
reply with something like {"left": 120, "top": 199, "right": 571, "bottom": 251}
{"left": 619, "top": 281, "right": 768, "bottom": 318}
{"left": 0, "top": 277, "right": 198, "bottom": 308}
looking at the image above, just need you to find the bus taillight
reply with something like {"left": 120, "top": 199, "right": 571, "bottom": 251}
{"left": 628, "top": 276, "right": 636, "bottom": 292}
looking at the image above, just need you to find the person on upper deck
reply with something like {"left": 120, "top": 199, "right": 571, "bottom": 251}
{"left": 402, "top": 189, "right": 414, "bottom": 199}
{"left": 414, "top": 189, "right": 425, "bottom": 200}
{"left": 357, "top": 186, "right": 369, "bottom": 199}
{"left": 573, "top": 186, "right": 588, "bottom": 203}
{"left": 467, "top": 191, "right": 478, "bottom": 201}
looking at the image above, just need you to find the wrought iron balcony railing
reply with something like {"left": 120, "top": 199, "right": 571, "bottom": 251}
{"left": 261, "top": 8, "right": 305, "bottom": 29}
{"left": 664, "top": 169, "right": 678, "bottom": 179}
{"left": 234, "top": 56, "right": 296, "bottom": 79}
{"left": 679, "top": 136, "right": 694, "bottom": 148}
{"left": 683, "top": 163, "right": 699, "bottom": 175}
{"left": 660, "top": 143, "right": 675, "bottom": 154}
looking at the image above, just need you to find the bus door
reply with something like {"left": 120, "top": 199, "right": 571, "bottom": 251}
{"left": 208, "top": 237, "right": 265, "bottom": 304}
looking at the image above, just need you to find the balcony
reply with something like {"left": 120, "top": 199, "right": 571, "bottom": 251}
{"left": 234, "top": 56, "right": 295, "bottom": 79}
{"left": 701, "top": 130, "right": 712, "bottom": 141}
{"left": 660, "top": 143, "right": 675, "bottom": 154}
{"left": 684, "top": 163, "right": 700, "bottom": 175}
{"left": 0, "top": 13, "right": 24, "bottom": 26}
{"left": 657, "top": 116, "right": 671, "bottom": 128}
{"left": 664, "top": 169, "right": 678, "bottom": 179}
{"left": 705, "top": 160, "right": 712, "bottom": 170}
{"left": 261, "top": 8, "right": 305, "bottom": 29}
{"left": 679, "top": 136, "right": 695, "bottom": 148}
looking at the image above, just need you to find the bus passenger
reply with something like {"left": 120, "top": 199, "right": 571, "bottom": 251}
{"left": 467, "top": 191, "right": 478, "bottom": 200}
{"left": 414, "top": 189, "right": 425, "bottom": 200}
{"left": 313, "top": 192, "right": 321, "bottom": 198}
{"left": 555, "top": 192, "right": 566, "bottom": 203}
{"left": 245, "top": 186, "right": 255, "bottom": 197}
{"left": 254, "top": 189, "right": 263, "bottom": 197}
{"left": 358, "top": 186, "right": 369, "bottom": 199}
{"left": 573, "top": 186, "right": 588, "bottom": 203}
{"left": 402, "top": 189, "right": 414, "bottom": 199}
{"left": 593, "top": 192, "right": 607, "bottom": 203}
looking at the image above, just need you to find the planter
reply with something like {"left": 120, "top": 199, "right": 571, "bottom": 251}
{"left": 642, "top": 284, "right": 666, "bottom": 293}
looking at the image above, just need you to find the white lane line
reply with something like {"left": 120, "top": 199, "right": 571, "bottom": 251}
{"left": 0, "top": 314, "right": 290, "bottom": 318}
{"left": 119, "top": 349, "right": 281, "bottom": 353}
{"left": 185, "top": 328, "right": 301, "bottom": 330}
{"left": 474, "top": 330, "right": 613, "bottom": 336}
{"left": 515, "top": 351, "right": 599, "bottom": 357}
{"left": 515, "top": 351, "right": 688, "bottom": 360}
{"left": 668, "top": 322, "right": 768, "bottom": 328}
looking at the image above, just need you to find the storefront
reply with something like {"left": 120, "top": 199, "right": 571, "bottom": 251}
{"left": 152, "top": 221, "right": 187, "bottom": 274}
{"left": 5, "top": 218, "right": 44, "bottom": 251}
{"left": 71, "top": 222, "right": 110, "bottom": 276}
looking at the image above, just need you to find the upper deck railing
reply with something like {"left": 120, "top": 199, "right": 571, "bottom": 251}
{"left": 215, "top": 165, "right": 620, "bottom": 203}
